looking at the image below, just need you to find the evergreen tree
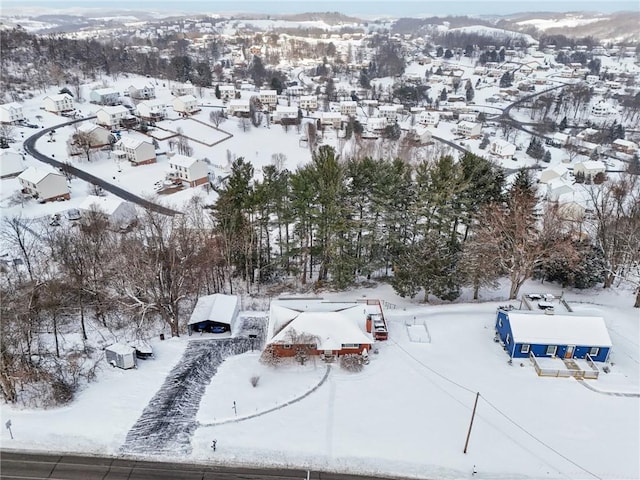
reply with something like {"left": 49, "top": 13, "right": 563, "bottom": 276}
{"left": 214, "top": 84, "right": 221, "bottom": 99}
{"left": 499, "top": 71, "right": 512, "bottom": 88}
{"left": 543, "top": 150, "right": 552, "bottom": 163}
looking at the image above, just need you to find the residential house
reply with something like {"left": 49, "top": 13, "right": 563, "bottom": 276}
{"left": 548, "top": 132, "right": 569, "bottom": 148}
{"left": 136, "top": 100, "right": 167, "bottom": 122}
{"left": 412, "top": 125, "right": 432, "bottom": 144}
{"left": 18, "top": 167, "right": 69, "bottom": 202}
{"left": 0, "top": 150, "right": 25, "bottom": 178}
{"left": 574, "top": 160, "right": 606, "bottom": 181}
{"left": 417, "top": 110, "right": 439, "bottom": 127}
{"left": 96, "top": 105, "right": 131, "bottom": 128}
{"left": 218, "top": 85, "right": 236, "bottom": 101}
{"left": 78, "top": 195, "right": 137, "bottom": 227}
{"left": 591, "top": 100, "right": 615, "bottom": 117}
{"left": 167, "top": 154, "right": 209, "bottom": 187}
{"left": 75, "top": 123, "right": 113, "bottom": 147}
{"left": 495, "top": 309, "right": 611, "bottom": 362}
{"left": 89, "top": 87, "right": 120, "bottom": 105}
{"left": 0, "top": 102, "right": 24, "bottom": 124}
{"left": 128, "top": 84, "right": 155, "bottom": 100}
{"left": 546, "top": 177, "right": 575, "bottom": 202}
{"left": 188, "top": 294, "right": 239, "bottom": 335}
{"left": 227, "top": 99, "right": 251, "bottom": 117}
{"left": 113, "top": 137, "right": 156, "bottom": 166}
{"left": 172, "top": 95, "right": 199, "bottom": 116}
{"left": 339, "top": 100, "right": 357, "bottom": 116}
{"left": 170, "top": 82, "right": 195, "bottom": 97}
{"left": 366, "top": 117, "right": 387, "bottom": 133}
{"left": 273, "top": 105, "right": 299, "bottom": 124}
{"left": 612, "top": 138, "right": 638, "bottom": 155}
{"left": 264, "top": 298, "right": 382, "bottom": 361}
{"left": 42, "top": 94, "right": 74, "bottom": 114}
{"left": 456, "top": 121, "right": 482, "bottom": 139}
{"left": 539, "top": 164, "right": 569, "bottom": 184}
{"left": 378, "top": 105, "right": 399, "bottom": 125}
{"left": 489, "top": 139, "right": 516, "bottom": 159}
{"left": 320, "top": 112, "right": 342, "bottom": 128}
{"left": 259, "top": 89, "right": 278, "bottom": 110}
{"left": 299, "top": 95, "right": 318, "bottom": 112}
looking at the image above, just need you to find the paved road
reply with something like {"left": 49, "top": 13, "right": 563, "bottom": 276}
{"left": 0, "top": 451, "right": 411, "bottom": 480}
{"left": 23, "top": 117, "right": 181, "bottom": 216}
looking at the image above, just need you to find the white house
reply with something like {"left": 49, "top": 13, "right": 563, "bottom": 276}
{"left": 78, "top": 195, "right": 137, "bottom": 226}
{"left": 539, "top": 164, "right": 569, "bottom": 184}
{"left": 167, "top": 154, "right": 209, "bottom": 187}
{"left": 114, "top": 137, "right": 156, "bottom": 166}
{"left": 489, "top": 139, "right": 516, "bottom": 159}
{"left": 299, "top": 95, "right": 318, "bottom": 112}
{"left": 378, "top": 105, "right": 399, "bottom": 125}
{"left": 18, "top": 167, "right": 69, "bottom": 202}
{"left": 320, "top": 112, "right": 342, "bottom": 128}
{"left": 457, "top": 121, "right": 482, "bottom": 138}
{"left": 218, "top": 85, "right": 236, "bottom": 101}
{"left": 136, "top": 100, "right": 167, "bottom": 122}
{"left": 172, "top": 95, "right": 199, "bottom": 115}
{"left": 339, "top": 100, "right": 357, "bottom": 116}
{"left": 89, "top": 87, "right": 120, "bottom": 105}
{"left": 0, "top": 102, "right": 24, "bottom": 124}
{"left": 549, "top": 132, "right": 569, "bottom": 147}
{"left": 546, "top": 177, "right": 575, "bottom": 202}
{"left": 417, "top": 110, "right": 439, "bottom": 127}
{"left": 128, "top": 84, "right": 155, "bottom": 100}
{"left": 259, "top": 89, "right": 278, "bottom": 110}
{"left": 42, "top": 94, "right": 74, "bottom": 114}
{"left": 412, "top": 125, "right": 432, "bottom": 144}
{"left": 574, "top": 161, "right": 606, "bottom": 180}
{"left": 170, "top": 82, "right": 195, "bottom": 97}
{"left": 367, "top": 117, "right": 387, "bottom": 133}
{"left": 0, "top": 150, "right": 25, "bottom": 178}
{"left": 96, "top": 105, "right": 130, "bottom": 128}
{"left": 591, "top": 100, "right": 615, "bottom": 118}
{"left": 273, "top": 105, "right": 299, "bottom": 124}
{"left": 75, "top": 123, "right": 113, "bottom": 147}
{"left": 227, "top": 99, "right": 251, "bottom": 116}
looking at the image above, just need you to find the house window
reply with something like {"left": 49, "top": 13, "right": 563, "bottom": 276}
{"left": 341, "top": 343, "right": 359, "bottom": 349}
{"left": 498, "top": 318, "right": 503, "bottom": 328}
{"left": 521, "top": 344, "right": 530, "bottom": 354}
{"left": 282, "top": 344, "right": 291, "bottom": 349}
{"left": 506, "top": 333, "right": 510, "bottom": 344}
{"left": 589, "top": 347, "right": 600, "bottom": 356}
{"left": 546, "top": 345, "right": 557, "bottom": 356}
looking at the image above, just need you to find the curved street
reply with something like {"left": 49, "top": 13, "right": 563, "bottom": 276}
{"left": 23, "top": 117, "right": 181, "bottom": 216}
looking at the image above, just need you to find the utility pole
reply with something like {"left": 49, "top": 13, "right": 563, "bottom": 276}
{"left": 463, "top": 392, "right": 480, "bottom": 454}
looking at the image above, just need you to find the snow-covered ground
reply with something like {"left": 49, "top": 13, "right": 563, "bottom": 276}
{"left": 2, "top": 280, "right": 638, "bottom": 480}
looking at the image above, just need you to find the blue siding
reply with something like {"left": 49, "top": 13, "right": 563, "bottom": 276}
{"left": 495, "top": 311, "right": 611, "bottom": 362}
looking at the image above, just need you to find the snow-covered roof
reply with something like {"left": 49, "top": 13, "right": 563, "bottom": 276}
{"left": 506, "top": 312, "right": 612, "bottom": 347}
{"left": 175, "top": 94, "right": 197, "bottom": 103}
{"left": 92, "top": 87, "right": 119, "bottom": 95}
{"left": 78, "top": 195, "right": 127, "bottom": 216}
{"left": 117, "top": 136, "right": 151, "bottom": 149}
{"left": 98, "top": 105, "right": 129, "bottom": 115}
{"left": 0, "top": 102, "right": 22, "bottom": 111}
{"left": 18, "top": 166, "right": 59, "bottom": 184}
{"left": 169, "top": 154, "right": 200, "bottom": 168}
{"left": 105, "top": 343, "right": 135, "bottom": 355}
{"left": 44, "top": 93, "right": 73, "bottom": 102}
{"left": 188, "top": 294, "right": 239, "bottom": 327}
{"left": 576, "top": 160, "right": 606, "bottom": 171}
{"left": 270, "top": 310, "right": 373, "bottom": 350}
{"left": 0, "top": 150, "right": 24, "bottom": 176}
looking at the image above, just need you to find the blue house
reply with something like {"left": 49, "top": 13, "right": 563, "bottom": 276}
{"left": 495, "top": 309, "right": 612, "bottom": 362}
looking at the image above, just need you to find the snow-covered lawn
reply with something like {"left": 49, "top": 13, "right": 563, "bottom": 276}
{"left": 2, "top": 281, "right": 638, "bottom": 480}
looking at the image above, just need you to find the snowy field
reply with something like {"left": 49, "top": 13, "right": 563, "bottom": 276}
{"left": 1, "top": 280, "right": 638, "bottom": 480}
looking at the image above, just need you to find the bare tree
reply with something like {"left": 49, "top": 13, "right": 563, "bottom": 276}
{"left": 70, "top": 130, "right": 98, "bottom": 161}
{"left": 209, "top": 109, "right": 226, "bottom": 129}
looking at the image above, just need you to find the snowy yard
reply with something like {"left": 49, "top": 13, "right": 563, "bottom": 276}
{"left": 1, "top": 281, "right": 638, "bottom": 480}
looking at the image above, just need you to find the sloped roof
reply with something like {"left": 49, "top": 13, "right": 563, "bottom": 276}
{"left": 188, "top": 294, "right": 239, "bottom": 327}
{"left": 18, "top": 166, "right": 60, "bottom": 184}
{"left": 507, "top": 312, "right": 612, "bottom": 347}
{"left": 78, "top": 195, "right": 127, "bottom": 216}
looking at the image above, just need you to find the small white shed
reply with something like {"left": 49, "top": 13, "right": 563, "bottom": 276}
{"left": 105, "top": 344, "right": 137, "bottom": 369}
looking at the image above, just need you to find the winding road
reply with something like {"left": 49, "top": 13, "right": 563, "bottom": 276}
{"left": 23, "top": 116, "right": 181, "bottom": 216}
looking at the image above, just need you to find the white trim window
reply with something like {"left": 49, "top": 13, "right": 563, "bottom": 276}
{"left": 282, "top": 344, "right": 292, "bottom": 349}
{"left": 521, "top": 344, "right": 530, "bottom": 354}
{"left": 589, "top": 347, "right": 600, "bottom": 356}
{"left": 506, "top": 333, "right": 510, "bottom": 344}
{"left": 341, "top": 343, "right": 359, "bottom": 349}
{"left": 546, "top": 345, "right": 557, "bottom": 356}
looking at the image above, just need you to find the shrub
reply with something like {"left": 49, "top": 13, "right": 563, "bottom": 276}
{"left": 250, "top": 375, "right": 260, "bottom": 387}
{"left": 340, "top": 354, "right": 364, "bottom": 372}
{"left": 259, "top": 346, "right": 281, "bottom": 367}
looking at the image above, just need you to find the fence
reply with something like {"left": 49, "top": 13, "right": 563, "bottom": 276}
{"left": 529, "top": 352, "right": 599, "bottom": 379}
